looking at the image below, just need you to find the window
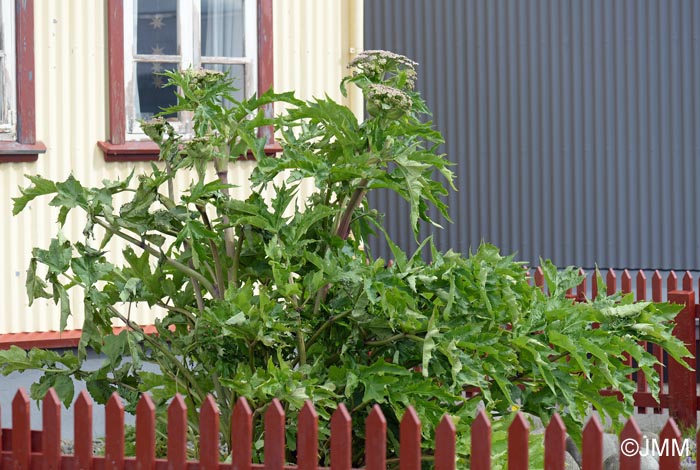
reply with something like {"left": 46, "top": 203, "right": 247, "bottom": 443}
{"left": 99, "top": 0, "right": 276, "bottom": 162}
{"left": 0, "top": 0, "right": 45, "bottom": 162}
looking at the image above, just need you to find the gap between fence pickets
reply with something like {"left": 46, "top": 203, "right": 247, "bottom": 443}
{"left": 0, "top": 387, "right": 696, "bottom": 470}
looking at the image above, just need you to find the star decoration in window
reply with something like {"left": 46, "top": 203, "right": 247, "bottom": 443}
{"left": 151, "top": 62, "right": 163, "bottom": 73}
{"left": 153, "top": 74, "right": 165, "bottom": 88}
{"left": 150, "top": 14, "right": 165, "bottom": 30}
{"left": 151, "top": 44, "right": 164, "bottom": 55}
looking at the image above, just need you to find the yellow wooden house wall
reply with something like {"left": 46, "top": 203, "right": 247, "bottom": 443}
{"left": 0, "top": 0, "right": 363, "bottom": 334}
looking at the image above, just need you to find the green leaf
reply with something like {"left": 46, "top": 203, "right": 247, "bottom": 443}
{"left": 26, "top": 258, "right": 50, "bottom": 305}
{"left": 13, "top": 175, "right": 58, "bottom": 215}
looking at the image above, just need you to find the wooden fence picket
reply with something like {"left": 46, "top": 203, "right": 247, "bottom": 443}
{"left": 683, "top": 271, "right": 693, "bottom": 291}
{"left": 200, "top": 395, "right": 220, "bottom": 470}
{"left": 41, "top": 389, "right": 61, "bottom": 470}
{"left": 400, "top": 407, "right": 421, "bottom": 470}
{"left": 534, "top": 267, "right": 545, "bottom": 292}
{"left": 658, "top": 419, "right": 681, "bottom": 470}
{"left": 591, "top": 269, "right": 599, "bottom": 300}
{"left": 619, "top": 418, "right": 641, "bottom": 470}
{"left": 508, "top": 412, "right": 529, "bottom": 470}
{"left": 264, "top": 399, "right": 285, "bottom": 470}
{"left": 74, "top": 391, "right": 93, "bottom": 470}
{"left": 576, "top": 268, "right": 586, "bottom": 301}
{"left": 105, "top": 393, "right": 125, "bottom": 470}
{"left": 12, "top": 389, "right": 30, "bottom": 470}
{"left": 582, "top": 416, "right": 603, "bottom": 470}
{"left": 636, "top": 270, "right": 646, "bottom": 301}
{"left": 135, "top": 393, "right": 156, "bottom": 470}
{"left": 434, "top": 415, "right": 456, "bottom": 470}
{"left": 297, "top": 401, "right": 318, "bottom": 470}
{"left": 471, "top": 411, "right": 491, "bottom": 470}
{"left": 231, "top": 397, "right": 253, "bottom": 470}
{"left": 366, "top": 405, "right": 386, "bottom": 470}
{"left": 544, "top": 414, "right": 566, "bottom": 470}
{"left": 622, "top": 269, "right": 632, "bottom": 294}
{"left": 167, "top": 394, "right": 188, "bottom": 470}
{"left": 606, "top": 268, "right": 617, "bottom": 296}
{"left": 330, "top": 404, "right": 351, "bottom": 470}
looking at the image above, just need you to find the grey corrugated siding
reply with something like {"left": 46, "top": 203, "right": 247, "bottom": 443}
{"left": 365, "top": 0, "right": 700, "bottom": 270}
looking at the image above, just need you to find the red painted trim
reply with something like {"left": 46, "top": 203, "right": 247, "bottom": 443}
{"left": 0, "top": 0, "right": 45, "bottom": 163}
{"left": 98, "top": 140, "right": 160, "bottom": 162}
{"left": 107, "top": 0, "right": 126, "bottom": 146}
{"left": 0, "top": 326, "right": 160, "bottom": 350}
{"left": 15, "top": 0, "right": 37, "bottom": 145}
{"left": 257, "top": 0, "right": 275, "bottom": 145}
{"left": 0, "top": 141, "right": 46, "bottom": 161}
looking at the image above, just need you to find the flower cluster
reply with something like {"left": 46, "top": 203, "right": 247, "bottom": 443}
{"left": 348, "top": 50, "right": 418, "bottom": 90}
{"left": 141, "top": 116, "right": 174, "bottom": 145}
{"left": 366, "top": 83, "right": 413, "bottom": 118}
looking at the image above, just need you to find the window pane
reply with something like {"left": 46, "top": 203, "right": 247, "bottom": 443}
{"left": 135, "top": 62, "right": 178, "bottom": 119}
{"left": 0, "top": 56, "right": 4, "bottom": 123}
{"left": 201, "top": 0, "right": 245, "bottom": 58}
{"left": 136, "top": 0, "right": 177, "bottom": 56}
{"left": 204, "top": 63, "right": 245, "bottom": 103}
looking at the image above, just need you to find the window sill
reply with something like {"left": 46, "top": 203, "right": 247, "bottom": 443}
{"left": 0, "top": 326, "right": 159, "bottom": 350}
{"left": 0, "top": 141, "right": 47, "bottom": 162}
{"left": 98, "top": 140, "right": 283, "bottom": 162}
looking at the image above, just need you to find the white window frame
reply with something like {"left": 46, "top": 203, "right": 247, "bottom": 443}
{"left": 123, "top": 0, "right": 257, "bottom": 139}
{"left": 0, "top": 0, "right": 16, "bottom": 140}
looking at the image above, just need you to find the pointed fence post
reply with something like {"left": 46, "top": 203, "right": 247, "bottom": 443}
{"left": 168, "top": 395, "right": 188, "bottom": 470}
{"left": 471, "top": 411, "right": 491, "bottom": 470}
{"left": 576, "top": 269, "right": 586, "bottom": 301}
{"left": 366, "top": 405, "right": 386, "bottom": 470}
{"left": 582, "top": 416, "right": 603, "bottom": 470}
{"left": 651, "top": 270, "right": 664, "bottom": 414}
{"left": 535, "top": 267, "right": 545, "bottom": 292}
{"left": 42, "top": 389, "right": 61, "bottom": 470}
{"left": 667, "top": 289, "right": 696, "bottom": 430}
{"left": 75, "top": 391, "right": 93, "bottom": 470}
{"left": 622, "top": 269, "right": 632, "bottom": 294}
{"left": 232, "top": 398, "right": 253, "bottom": 470}
{"left": 545, "top": 414, "right": 566, "bottom": 470}
{"left": 136, "top": 394, "right": 156, "bottom": 470}
{"left": 606, "top": 268, "right": 617, "bottom": 296}
{"left": 330, "top": 404, "right": 352, "bottom": 470}
{"left": 400, "top": 407, "right": 421, "bottom": 470}
{"left": 508, "top": 413, "right": 529, "bottom": 470}
{"left": 200, "top": 396, "right": 220, "bottom": 470}
{"left": 297, "top": 401, "right": 318, "bottom": 470}
{"left": 12, "top": 388, "right": 31, "bottom": 470}
{"left": 619, "top": 418, "right": 641, "bottom": 470}
{"left": 105, "top": 393, "right": 125, "bottom": 470}
{"left": 435, "top": 415, "right": 456, "bottom": 470}
{"left": 659, "top": 419, "right": 681, "bottom": 470}
{"left": 264, "top": 399, "right": 285, "bottom": 470}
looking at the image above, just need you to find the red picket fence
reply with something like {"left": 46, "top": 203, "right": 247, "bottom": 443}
{"left": 0, "top": 387, "right": 695, "bottom": 470}
{"left": 529, "top": 267, "right": 699, "bottom": 430}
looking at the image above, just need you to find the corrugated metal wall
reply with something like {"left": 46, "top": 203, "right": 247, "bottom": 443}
{"left": 0, "top": 0, "right": 361, "bottom": 334}
{"left": 365, "top": 0, "right": 700, "bottom": 271}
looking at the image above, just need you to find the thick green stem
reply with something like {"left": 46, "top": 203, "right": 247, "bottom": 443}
{"left": 334, "top": 178, "right": 369, "bottom": 240}
{"left": 93, "top": 217, "right": 217, "bottom": 295}
{"left": 231, "top": 226, "right": 244, "bottom": 287}
{"left": 215, "top": 153, "right": 236, "bottom": 284}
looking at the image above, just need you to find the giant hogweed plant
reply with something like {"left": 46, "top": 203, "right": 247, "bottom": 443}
{"left": 4, "top": 51, "right": 690, "bottom": 466}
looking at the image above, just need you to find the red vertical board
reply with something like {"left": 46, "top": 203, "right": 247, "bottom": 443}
{"left": 683, "top": 271, "right": 693, "bottom": 291}
{"left": 136, "top": 394, "right": 156, "bottom": 470}
{"left": 168, "top": 395, "right": 188, "bottom": 470}
{"left": 330, "top": 404, "right": 351, "bottom": 470}
{"left": 659, "top": 419, "right": 681, "bottom": 470}
{"left": 471, "top": 411, "right": 491, "bottom": 470}
{"left": 400, "top": 407, "right": 421, "bottom": 470}
{"left": 264, "top": 399, "right": 285, "bottom": 470}
{"left": 232, "top": 397, "right": 253, "bottom": 470}
{"left": 435, "top": 415, "right": 456, "bottom": 470}
{"left": 366, "top": 405, "right": 387, "bottom": 470}
{"left": 297, "top": 401, "right": 318, "bottom": 470}
{"left": 544, "top": 414, "right": 566, "bottom": 470}
{"left": 105, "top": 393, "right": 125, "bottom": 470}
{"left": 606, "top": 268, "right": 617, "bottom": 296}
{"left": 12, "top": 389, "right": 31, "bottom": 470}
{"left": 668, "top": 271, "right": 678, "bottom": 293}
{"left": 621, "top": 270, "right": 632, "bottom": 294}
{"left": 576, "top": 269, "right": 586, "bottom": 301}
{"left": 535, "top": 267, "right": 545, "bottom": 292}
{"left": 200, "top": 396, "right": 220, "bottom": 470}
{"left": 75, "top": 390, "right": 94, "bottom": 470}
{"left": 42, "top": 389, "right": 61, "bottom": 470}
{"left": 508, "top": 413, "right": 529, "bottom": 470}
{"left": 636, "top": 270, "right": 647, "bottom": 301}
{"left": 667, "top": 291, "right": 697, "bottom": 429}
{"left": 619, "top": 418, "right": 641, "bottom": 470}
{"left": 582, "top": 416, "right": 603, "bottom": 470}
{"left": 592, "top": 269, "right": 599, "bottom": 300}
